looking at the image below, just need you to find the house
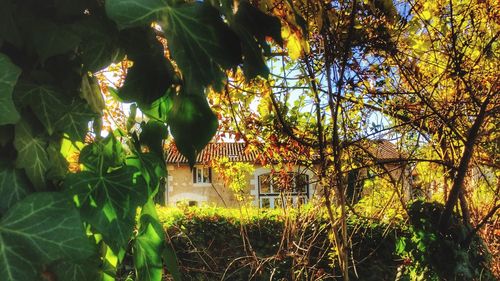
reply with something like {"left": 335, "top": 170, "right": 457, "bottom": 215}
{"left": 347, "top": 139, "right": 412, "bottom": 203}
{"left": 161, "top": 140, "right": 409, "bottom": 208}
{"left": 163, "top": 142, "right": 317, "bottom": 208}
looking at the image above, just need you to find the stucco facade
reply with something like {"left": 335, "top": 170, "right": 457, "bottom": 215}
{"left": 163, "top": 141, "right": 408, "bottom": 207}
{"left": 164, "top": 163, "right": 317, "bottom": 208}
{"left": 165, "top": 164, "right": 252, "bottom": 207}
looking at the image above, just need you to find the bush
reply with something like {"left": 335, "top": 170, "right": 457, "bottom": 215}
{"left": 395, "top": 201, "right": 495, "bottom": 281}
{"left": 158, "top": 206, "right": 402, "bottom": 280}
{"left": 149, "top": 204, "right": 494, "bottom": 280}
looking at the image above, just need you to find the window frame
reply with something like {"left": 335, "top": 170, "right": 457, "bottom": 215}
{"left": 258, "top": 172, "right": 309, "bottom": 208}
{"left": 193, "top": 166, "right": 212, "bottom": 184}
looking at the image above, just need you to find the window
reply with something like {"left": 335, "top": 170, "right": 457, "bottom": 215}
{"left": 294, "top": 174, "right": 308, "bottom": 193}
{"left": 193, "top": 166, "right": 212, "bottom": 184}
{"left": 258, "top": 172, "right": 309, "bottom": 208}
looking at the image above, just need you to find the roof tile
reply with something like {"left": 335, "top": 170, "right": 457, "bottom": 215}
{"left": 165, "top": 140, "right": 404, "bottom": 164}
{"left": 166, "top": 142, "right": 258, "bottom": 164}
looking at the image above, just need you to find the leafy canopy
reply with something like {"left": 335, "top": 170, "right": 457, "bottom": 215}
{"left": 0, "top": 0, "right": 295, "bottom": 280}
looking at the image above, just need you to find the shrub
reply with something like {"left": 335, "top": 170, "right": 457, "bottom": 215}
{"left": 158, "top": 206, "right": 402, "bottom": 280}
{"left": 147, "top": 204, "right": 495, "bottom": 280}
{"left": 395, "top": 201, "right": 495, "bottom": 281}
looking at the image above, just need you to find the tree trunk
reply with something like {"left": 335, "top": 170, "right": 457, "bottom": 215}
{"left": 459, "top": 191, "right": 471, "bottom": 226}
{"left": 439, "top": 96, "right": 490, "bottom": 232}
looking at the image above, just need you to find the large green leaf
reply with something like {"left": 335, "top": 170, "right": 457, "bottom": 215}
{"left": 232, "top": 2, "right": 283, "bottom": 79}
{"left": 52, "top": 258, "right": 101, "bottom": 281}
{"left": 126, "top": 152, "right": 166, "bottom": 195}
{"left": 0, "top": 238, "right": 38, "bottom": 281}
{"left": 118, "top": 26, "right": 165, "bottom": 61}
{"left": 139, "top": 93, "right": 174, "bottom": 122}
{"left": 73, "top": 17, "right": 123, "bottom": 72}
{"left": 134, "top": 200, "right": 164, "bottom": 281}
{"left": 81, "top": 74, "right": 106, "bottom": 114}
{"left": 65, "top": 166, "right": 148, "bottom": 252}
{"left": 15, "top": 83, "right": 95, "bottom": 139}
{"left": 79, "top": 135, "right": 125, "bottom": 172}
{"left": 140, "top": 120, "right": 168, "bottom": 157}
{"left": 0, "top": 53, "right": 21, "bottom": 125}
{"left": 105, "top": 0, "right": 168, "bottom": 28}
{"left": 118, "top": 27, "right": 177, "bottom": 106}
{"left": 161, "top": 2, "right": 242, "bottom": 91}
{"left": 0, "top": 166, "right": 31, "bottom": 214}
{"left": 30, "top": 20, "right": 81, "bottom": 61}
{"left": 46, "top": 143, "right": 69, "bottom": 181}
{"left": 54, "top": 100, "right": 96, "bottom": 142}
{"left": 13, "top": 121, "right": 50, "bottom": 190}
{"left": 15, "top": 83, "right": 66, "bottom": 135}
{"left": 119, "top": 58, "right": 175, "bottom": 106}
{"left": 168, "top": 92, "right": 218, "bottom": 167}
{"left": 0, "top": 192, "right": 95, "bottom": 281}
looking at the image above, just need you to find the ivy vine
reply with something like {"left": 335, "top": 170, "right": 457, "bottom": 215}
{"left": 0, "top": 0, "right": 286, "bottom": 280}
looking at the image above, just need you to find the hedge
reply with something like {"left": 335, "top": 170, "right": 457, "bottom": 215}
{"left": 118, "top": 202, "right": 495, "bottom": 280}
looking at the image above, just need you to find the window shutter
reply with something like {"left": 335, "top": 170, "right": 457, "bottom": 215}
{"left": 208, "top": 167, "right": 212, "bottom": 183}
{"left": 192, "top": 168, "right": 196, "bottom": 183}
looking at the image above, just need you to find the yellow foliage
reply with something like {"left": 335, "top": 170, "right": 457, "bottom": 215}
{"left": 212, "top": 157, "right": 255, "bottom": 203}
{"left": 281, "top": 24, "right": 309, "bottom": 59}
{"left": 421, "top": 10, "right": 432, "bottom": 21}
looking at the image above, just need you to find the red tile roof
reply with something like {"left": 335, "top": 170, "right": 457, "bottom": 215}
{"left": 368, "top": 140, "right": 405, "bottom": 161}
{"left": 165, "top": 140, "right": 404, "bottom": 165}
{"left": 165, "top": 142, "right": 258, "bottom": 164}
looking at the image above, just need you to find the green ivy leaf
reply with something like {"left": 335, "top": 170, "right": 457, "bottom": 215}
{"left": 15, "top": 82, "right": 95, "bottom": 141}
{"left": 31, "top": 20, "right": 81, "bottom": 61}
{"left": 140, "top": 120, "right": 168, "bottom": 157}
{"left": 46, "top": 143, "right": 69, "bottom": 181}
{"left": 139, "top": 93, "right": 174, "bottom": 122}
{"left": 126, "top": 152, "right": 166, "bottom": 194}
{"left": 52, "top": 258, "right": 101, "bottom": 281}
{"left": 0, "top": 53, "right": 21, "bottom": 125}
{"left": 0, "top": 166, "right": 31, "bottom": 214}
{"left": 16, "top": 84, "right": 66, "bottom": 135}
{"left": 65, "top": 166, "right": 148, "bottom": 252}
{"left": 0, "top": 239, "right": 37, "bottom": 281}
{"left": 0, "top": 192, "right": 95, "bottom": 281}
{"left": 14, "top": 121, "right": 50, "bottom": 190}
{"left": 119, "top": 58, "right": 175, "bottom": 106}
{"left": 232, "top": 2, "right": 283, "bottom": 79}
{"left": 161, "top": 2, "right": 242, "bottom": 91}
{"left": 73, "top": 18, "right": 123, "bottom": 72}
{"left": 168, "top": 92, "right": 218, "bottom": 167}
{"left": 55, "top": 100, "right": 96, "bottom": 142}
{"left": 81, "top": 75, "right": 105, "bottom": 114}
{"left": 79, "top": 135, "right": 124, "bottom": 172}
{"left": 134, "top": 200, "right": 164, "bottom": 281}
{"left": 105, "top": 0, "right": 168, "bottom": 28}
{"left": 118, "top": 27, "right": 177, "bottom": 106}
{"left": 395, "top": 237, "right": 407, "bottom": 255}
